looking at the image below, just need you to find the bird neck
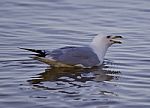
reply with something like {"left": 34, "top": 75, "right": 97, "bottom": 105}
{"left": 90, "top": 41, "right": 109, "bottom": 64}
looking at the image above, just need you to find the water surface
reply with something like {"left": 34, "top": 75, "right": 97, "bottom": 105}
{"left": 0, "top": 0, "right": 150, "bottom": 108}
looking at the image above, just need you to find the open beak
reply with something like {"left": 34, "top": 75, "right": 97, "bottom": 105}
{"left": 111, "top": 35, "right": 123, "bottom": 44}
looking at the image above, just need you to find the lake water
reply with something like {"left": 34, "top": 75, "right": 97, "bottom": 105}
{"left": 0, "top": 0, "right": 150, "bottom": 108}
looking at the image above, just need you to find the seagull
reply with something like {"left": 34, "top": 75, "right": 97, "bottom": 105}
{"left": 20, "top": 34, "right": 122, "bottom": 68}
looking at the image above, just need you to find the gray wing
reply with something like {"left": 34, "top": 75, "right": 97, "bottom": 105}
{"left": 47, "top": 46, "right": 100, "bottom": 67}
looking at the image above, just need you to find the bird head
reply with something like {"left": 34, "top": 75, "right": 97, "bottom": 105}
{"left": 90, "top": 34, "right": 123, "bottom": 64}
{"left": 91, "top": 34, "right": 123, "bottom": 48}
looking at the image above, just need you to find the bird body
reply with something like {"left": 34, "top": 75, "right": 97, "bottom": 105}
{"left": 47, "top": 46, "right": 100, "bottom": 67}
{"left": 20, "top": 34, "right": 122, "bottom": 68}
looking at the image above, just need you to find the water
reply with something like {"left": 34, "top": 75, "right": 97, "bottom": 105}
{"left": 0, "top": 0, "right": 150, "bottom": 108}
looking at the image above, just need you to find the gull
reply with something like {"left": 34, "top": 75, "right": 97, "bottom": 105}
{"left": 20, "top": 34, "right": 122, "bottom": 68}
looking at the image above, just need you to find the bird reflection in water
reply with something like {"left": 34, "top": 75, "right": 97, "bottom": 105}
{"left": 27, "top": 64, "right": 120, "bottom": 97}
{"left": 28, "top": 64, "right": 120, "bottom": 85}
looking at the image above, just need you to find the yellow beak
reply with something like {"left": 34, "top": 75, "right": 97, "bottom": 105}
{"left": 111, "top": 36, "right": 123, "bottom": 44}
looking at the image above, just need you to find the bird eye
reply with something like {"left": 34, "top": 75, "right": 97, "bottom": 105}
{"left": 107, "top": 36, "right": 111, "bottom": 38}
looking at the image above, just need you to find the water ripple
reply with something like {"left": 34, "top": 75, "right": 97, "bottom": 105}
{"left": 0, "top": 0, "right": 150, "bottom": 108}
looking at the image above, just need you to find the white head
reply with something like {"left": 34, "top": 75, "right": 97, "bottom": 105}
{"left": 90, "top": 34, "right": 123, "bottom": 64}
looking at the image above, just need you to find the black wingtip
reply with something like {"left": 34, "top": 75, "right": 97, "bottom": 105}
{"left": 19, "top": 47, "right": 47, "bottom": 57}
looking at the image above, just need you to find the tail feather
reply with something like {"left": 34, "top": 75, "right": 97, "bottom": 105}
{"left": 19, "top": 47, "right": 82, "bottom": 68}
{"left": 19, "top": 47, "right": 47, "bottom": 57}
